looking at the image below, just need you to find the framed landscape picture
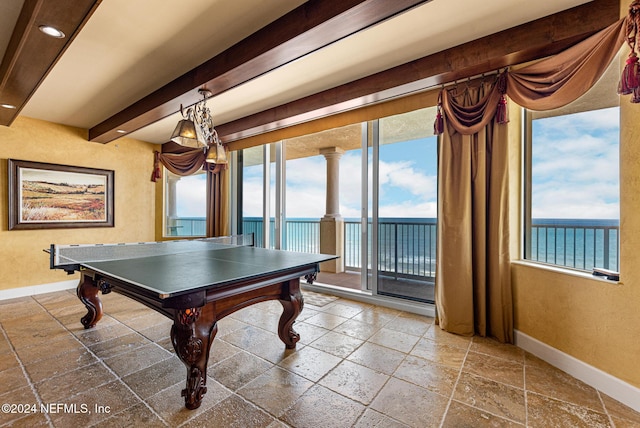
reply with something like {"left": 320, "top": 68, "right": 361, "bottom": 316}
{"left": 8, "top": 159, "right": 114, "bottom": 230}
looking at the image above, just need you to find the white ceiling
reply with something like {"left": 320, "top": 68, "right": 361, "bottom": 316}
{"left": 0, "top": 0, "right": 593, "bottom": 144}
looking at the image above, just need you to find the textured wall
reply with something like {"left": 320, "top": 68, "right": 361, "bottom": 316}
{"left": 0, "top": 117, "right": 156, "bottom": 290}
{"left": 511, "top": 0, "right": 640, "bottom": 388}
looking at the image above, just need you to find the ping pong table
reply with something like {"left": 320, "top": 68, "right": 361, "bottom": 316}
{"left": 49, "top": 235, "right": 337, "bottom": 410}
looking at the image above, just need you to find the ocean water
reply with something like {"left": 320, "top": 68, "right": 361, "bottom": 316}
{"left": 528, "top": 219, "right": 619, "bottom": 271}
{"left": 240, "top": 217, "right": 620, "bottom": 274}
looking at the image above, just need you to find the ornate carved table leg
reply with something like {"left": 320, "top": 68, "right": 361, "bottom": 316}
{"left": 278, "top": 278, "right": 304, "bottom": 349}
{"left": 171, "top": 303, "right": 218, "bottom": 410}
{"left": 76, "top": 273, "right": 104, "bottom": 329}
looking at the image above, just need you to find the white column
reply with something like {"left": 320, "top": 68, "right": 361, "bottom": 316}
{"left": 167, "top": 175, "right": 180, "bottom": 235}
{"left": 319, "top": 147, "right": 345, "bottom": 273}
{"left": 320, "top": 147, "right": 344, "bottom": 219}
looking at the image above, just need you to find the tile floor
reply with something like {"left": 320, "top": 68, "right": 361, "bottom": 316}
{"left": 1, "top": 288, "right": 639, "bottom": 427}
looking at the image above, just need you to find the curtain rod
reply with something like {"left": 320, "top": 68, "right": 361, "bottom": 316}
{"left": 439, "top": 68, "right": 506, "bottom": 90}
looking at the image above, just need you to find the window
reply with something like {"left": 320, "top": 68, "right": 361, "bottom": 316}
{"left": 524, "top": 103, "right": 620, "bottom": 273}
{"left": 240, "top": 145, "right": 270, "bottom": 247}
{"left": 164, "top": 170, "right": 206, "bottom": 237}
{"left": 234, "top": 107, "right": 439, "bottom": 303}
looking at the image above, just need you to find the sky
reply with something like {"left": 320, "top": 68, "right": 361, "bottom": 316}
{"left": 531, "top": 106, "right": 619, "bottom": 219}
{"left": 22, "top": 168, "right": 106, "bottom": 186}
{"left": 241, "top": 137, "right": 438, "bottom": 219}
{"left": 175, "top": 106, "right": 620, "bottom": 221}
{"left": 173, "top": 173, "right": 206, "bottom": 217}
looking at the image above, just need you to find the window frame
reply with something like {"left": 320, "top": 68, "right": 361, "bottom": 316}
{"left": 163, "top": 168, "right": 207, "bottom": 238}
{"left": 522, "top": 107, "right": 620, "bottom": 275}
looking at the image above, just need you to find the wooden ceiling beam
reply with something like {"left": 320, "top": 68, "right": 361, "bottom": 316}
{"left": 216, "top": 0, "right": 621, "bottom": 143}
{"left": 0, "top": 0, "right": 100, "bottom": 126}
{"left": 88, "top": 0, "right": 433, "bottom": 144}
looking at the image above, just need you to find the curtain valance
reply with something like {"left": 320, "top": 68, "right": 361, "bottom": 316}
{"left": 151, "top": 149, "right": 206, "bottom": 182}
{"left": 150, "top": 148, "right": 229, "bottom": 238}
{"left": 437, "top": 73, "right": 507, "bottom": 135}
{"left": 506, "top": 17, "right": 626, "bottom": 111}
{"left": 436, "top": 16, "right": 628, "bottom": 135}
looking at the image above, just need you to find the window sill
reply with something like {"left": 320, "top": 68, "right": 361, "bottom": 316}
{"left": 511, "top": 260, "right": 622, "bottom": 285}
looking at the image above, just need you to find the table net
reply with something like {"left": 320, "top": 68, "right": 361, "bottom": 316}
{"left": 49, "top": 234, "right": 254, "bottom": 271}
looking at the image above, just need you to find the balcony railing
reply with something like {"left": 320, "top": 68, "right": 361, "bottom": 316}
{"left": 243, "top": 217, "right": 437, "bottom": 280}
{"left": 166, "top": 217, "right": 207, "bottom": 236}
{"left": 344, "top": 219, "right": 437, "bottom": 280}
{"left": 170, "top": 217, "right": 620, "bottom": 276}
{"left": 528, "top": 219, "right": 619, "bottom": 272}
{"left": 240, "top": 219, "right": 320, "bottom": 252}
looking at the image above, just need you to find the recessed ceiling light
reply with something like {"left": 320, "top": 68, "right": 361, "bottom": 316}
{"left": 116, "top": 129, "right": 127, "bottom": 134}
{"left": 38, "top": 25, "right": 65, "bottom": 38}
{"left": 1, "top": 104, "right": 16, "bottom": 109}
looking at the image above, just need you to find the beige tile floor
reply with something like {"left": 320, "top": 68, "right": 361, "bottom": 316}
{"left": 1, "top": 288, "right": 639, "bottom": 427}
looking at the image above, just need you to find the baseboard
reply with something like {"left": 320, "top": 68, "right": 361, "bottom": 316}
{"left": 515, "top": 330, "right": 640, "bottom": 413}
{"left": 0, "top": 279, "right": 77, "bottom": 301}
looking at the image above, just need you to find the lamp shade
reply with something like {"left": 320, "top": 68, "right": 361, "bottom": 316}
{"left": 205, "top": 143, "right": 228, "bottom": 164}
{"left": 170, "top": 119, "right": 207, "bottom": 148}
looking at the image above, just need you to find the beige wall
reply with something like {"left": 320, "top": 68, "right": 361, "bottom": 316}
{"left": 512, "top": 264, "right": 640, "bottom": 387}
{"left": 0, "top": 117, "right": 157, "bottom": 291}
{"left": 511, "top": 0, "right": 640, "bottom": 388}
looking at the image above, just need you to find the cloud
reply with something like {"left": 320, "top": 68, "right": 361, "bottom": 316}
{"left": 175, "top": 174, "right": 206, "bottom": 217}
{"left": 285, "top": 156, "right": 327, "bottom": 218}
{"left": 286, "top": 156, "right": 326, "bottom": 187}
{"left": 535, "top": 107, "right": 618, "bottom": 134}
{"left": 242, "top": 174, "right": 264, "bottom": 217}
{"left": 241, "top": 146, "right": 438, "bottom": 219}
{"left": 243, "top": 156, "right": 330, "bottom": 218}
{"left": 378, "top": 160, "right": 437, "bottom": 200}
{"left": 532, "top": 184, "right": 619, "bottom": 219}
{"left": 379, "top": 201, "right": 438, "bottom": 218}
{"left": 339, "top": 151, "right": 437, "bottom": 218}
{"left": 532, "top": 107, "right": 619, "bottom": 219}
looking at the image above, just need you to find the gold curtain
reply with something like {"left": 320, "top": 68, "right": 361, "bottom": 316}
{"left": 434, "top": 12, "right": 629, "bottom": 344}
{"left": 205, "top": 163, "right": 229, "bottom": 237}
{"left": 436, "top": 81, "right": 512, "bottom": 343}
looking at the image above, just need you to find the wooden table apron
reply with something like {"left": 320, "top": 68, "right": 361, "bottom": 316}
{"left": 76, "top": 264, "right": 316, "bottom": 410}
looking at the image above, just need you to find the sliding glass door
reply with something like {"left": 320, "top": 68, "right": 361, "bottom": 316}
{"left": 374, "top": 110, "right": 438, "bottom": 302}
{"left": 236, "top": 106, "right": 437, "bottom": 303}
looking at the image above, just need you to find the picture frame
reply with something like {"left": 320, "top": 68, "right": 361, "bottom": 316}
{"left": 8, "top": 159, "right": 114, "bottom": 230}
